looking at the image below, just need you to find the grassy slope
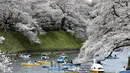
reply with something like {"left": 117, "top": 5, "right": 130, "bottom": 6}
{"left": 0, "top": 30, "right": 83, "bottom": 53}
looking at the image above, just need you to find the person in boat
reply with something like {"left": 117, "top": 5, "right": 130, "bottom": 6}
{"left": 50, "top": 60, "right": 55, "bottom": 68}
{"left": 122, "top": 66, "right": 126, "bottom": 71}
{"left": 34, "top": 61, "right": 37, "bottom": 64}
{"left": 41, "top": 56, "right": 46, "bottom": 60}
{"left": 114, "top": 54, "right": 117, "bottom": 58}
{"left": 70, "top": 60, "right": 73, "bottom": 64}
{"left": 64, "top": 59, "right": 67, "bottom": 64}
{"left": 97, "top": 61, "right": 102, "bottom": 65}
{"left": 53, "top": 60, "right": 55, "bottom": 65}
{"left": 51, "top": 52, "right": 53, "bottom": 54}
{"left": 51, "top": 61, "right": 53, "bottom": 68}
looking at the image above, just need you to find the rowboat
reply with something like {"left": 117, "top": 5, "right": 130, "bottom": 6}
{"left": 21, "top": 63, "right": 40, "bottom": 67}
{"left": 65, "top": 71, "right": 87, "bottom": 73}
{"left": 48, "top": 67, "right": 68, "bottom": 71}
{"left": 120, "top": 71, "right": 130, "bottom": 73}
{"left": 57, "top": 55, "right": 70, "bottom": 63}
{"left": 62, "top": 63, "right": 81, "bottom": 67}
{"left": 41, "top": 53, "right": 49, "bottom": 60}
{"left": 37, "top": 61, "right": 50, "bottom": 65}
{"left": 42, "top": 65, "right": 50, "bottom": 68}
{"left": 67, "top": 66, "right": 87, "bottom": 73}
{"left": 19, "top": 54, "right": 31, "bottom": 60}
{"left": 64, "top": 72, "right": 78, "bottom": 73}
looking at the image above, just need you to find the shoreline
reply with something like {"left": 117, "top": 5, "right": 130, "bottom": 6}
{"left": 27, "top": 50, "right": 79, "bottom": 55}
{"left": 16, "top": 48, "right": 80, "bottom": 53}
{"left": 6, "top": 48, "right": 80, "bottom": 55}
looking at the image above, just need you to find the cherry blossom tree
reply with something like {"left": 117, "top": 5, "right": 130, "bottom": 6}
{"left": 0, "top": 0, "right": 90, "bottom": 43}
{"left": 0, "top": 36, "right": 12, "bottom": 73}
{"left": 75, "top": 0, "right": 130, "bottom": 63}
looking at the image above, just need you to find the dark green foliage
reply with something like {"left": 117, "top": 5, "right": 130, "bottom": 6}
{"left": 0, "top": 30, "right": 83, "bottom": 53}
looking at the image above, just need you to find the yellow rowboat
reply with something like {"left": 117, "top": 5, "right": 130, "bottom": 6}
{"left": 21, "top": 63, "right": 40, "bottom": 67}
{"left": 37, "top": 61, "right": 50, "bottom": 65}
{"left": 90, "top": 70, "right": 104, "bottom": 73}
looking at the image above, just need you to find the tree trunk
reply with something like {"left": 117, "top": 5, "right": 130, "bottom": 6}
{"left": 61, "top": 17, "right": 66, "bottom": 28}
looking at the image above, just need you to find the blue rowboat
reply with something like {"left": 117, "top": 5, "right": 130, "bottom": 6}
{"left": 48, "top": 67, "right": 68, "bottom": 71}
{"left": 119, "top": 71, "right": 130, "bottom": 73}
{"left": 57, "top": 56, "right": 67, "bottom": 63}
{"left": 67, "top": 69, "right": 87, "bottom": 72}
{"left": 57, "top": 55, "right": 70, "bottom": 63}
{"left": 63, "top": 63, "right": 81, "bottom": 67}
{"left": 80, "top": 69, "right": 87, "bottom": 72}
{"left": 42, "top": 65, "right": 50, "bottom": 68}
